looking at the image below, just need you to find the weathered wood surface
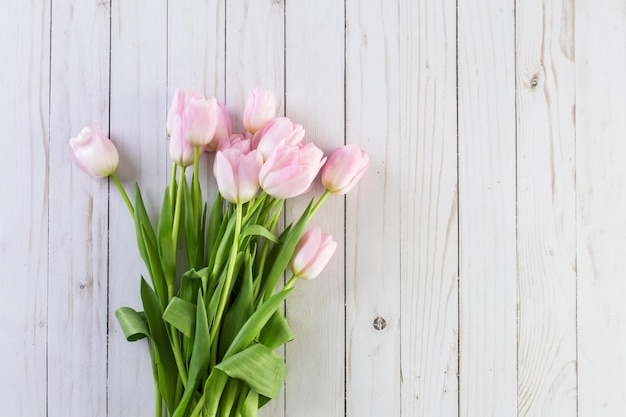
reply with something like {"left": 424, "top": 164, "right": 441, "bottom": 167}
{"left": 1, "top": 0, "right": 625, "bottom": 415}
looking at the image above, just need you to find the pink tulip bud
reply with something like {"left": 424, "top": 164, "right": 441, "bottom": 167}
{"left": 213, "top": 148, "right": 263, "bottom": 203}
{"left": 243, "top": 87, "right": 277, "bottom": 133}
{"left": 208, "top": 102, "right": 232, "bottom": 151}
{"left": 290, "top": 227, "right": 337, "bottom": 280}
{"left": 167, "top": 89, "right": 219, "bottom": 151}
{"left": 169, "top": 115, "right": 195, "bottom": 167}
{"left": 252, "top": 117, "right": 305, "bottom": 161}
{"left": 68, "top": 124, "right": 119, "bottom": 178}
{"left": 321, "top": 144, "right": 370, "bottom": 195}
{"left": 259, "top": 143, "right": 326, "bottom": 199}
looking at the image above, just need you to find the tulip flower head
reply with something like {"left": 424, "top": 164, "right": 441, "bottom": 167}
{"left": 209, "top": 102, "right": 232, "bottom": 151}
{"left": 218, "top": 133, "right": 252, "bottom": 154}
{"left": 68, "top": 124, "right": 119, "bottom": 178}
{"left": 169, "top": 115, "right": 195, "bottom": 167}
{"left": 167, "top": 88, "right": 219, "bottom": 151}
{"left": 290, "top": 227, "right": 337, "bottom": 280}
{"left": 213, "top": 148, "right": 264, "bottom": 204}
{"left": 321, "top": 144, "right": 370, "bottom": 195}
{"left": 243, "top": 87, "right": 277, "bottom": 134}
{"left": 259, "top": 143, "right": 326, "bottom": 199}
{"left": 252, "top": 117, "right": 305, "bottom": 161}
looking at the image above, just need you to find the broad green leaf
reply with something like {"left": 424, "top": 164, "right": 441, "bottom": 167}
{"left": 241, "top": 224, "right": 279, "bottom": 244}
{"left": 212, "top": 212, "right": 237, "bottom": 276}
{"left": 141, "top": 223, "right": 167, "bottom": 307}
{"left": 140, "top": 278, "right": 178, "bottom": 413}
{"left": 259, "top": 309, "right": 293, "bottom": 350}
{"left": 207, "top": 252, "right": 245, "bottom": 331}
{"left": 218, "top": 378, "right": 241, "bottom": 417}
{"left": 202, "top": 368, "right": 229, "bottom": 417}
{"left": 115, "top": 307, "right": 149, "bottom": 342}
{"left": 262, "top": 200, "right": 313, "bottom": 301}
{"left": 224, "top": 287, "right": 294, "bottom": 359}
{"left": 216, "top": 343, "right": 287, "bottom": 399}
{"left": 206, "top": 192, "right": 224, "bottom": 263}
{"left": 219, "top": 252, "right": 255, "bottom": 357}
{"left": 241, "top": 389, "right": 259, "bottom": 417}
{"left": 172, "top": 291, "right": 211, "bottom": 417}
{"left": 258, "top": 394, "right": 270, "bottom": 409}
{"left": 162, "top": 297, "right": 196, "bottom": 339}
{"left": 157, "top": 185, "right": 176, "bottom": 289}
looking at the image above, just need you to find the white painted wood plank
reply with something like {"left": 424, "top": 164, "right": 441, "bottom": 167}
{"left": 284, "top": 1, "right": 345, "bottom": 417}
{"left": 516, "top": 0, "right": 577, "bottom": 415}
{"left": 398, "top": 0, "right": 459, "bottom": 415}
{"left": 344, "top": 1, "right": 401, "bottom": 416}
{"left": 107, "top": 1, "right": 168, "bottom": 415}
{"left": 458, "top": 1, "right": 518, "bottom": 416}
{"left": 225, "top": 2, "right": 285, "bottom": 417}
{"left": 0, "top": 1, "right": 49, "bottom": 415}
{"left": 576, "top": 0, "right": 626, "bottom": 414}
{"left": 47, "top": 1, "right": 109, "bottom": 415}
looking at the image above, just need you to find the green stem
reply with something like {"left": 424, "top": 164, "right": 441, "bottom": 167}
{"left": 155, "top": 383, "right": 162, "bottom": 417}
{"left": 110, "top": 173, "right": 134, "bottom": 217}
{"left": 209, "top": 202, "right": 243, "bottom": 361}
{"left": 172, "top": 167, "right": 187, "bottom": 245}
{"left": 171, "top": 334, "right": 188, "bottom": 387}
{"left": 189, "top": 394, "right": 206, "bottom": 417}
{"left": 241, "top": 191, "right": 267, "bottom": 225}
{"left": 284, "top": 275, "right": 298, "bottom": 290}
{"left": 310, "top": 189, "right": 331, "bottom": 219}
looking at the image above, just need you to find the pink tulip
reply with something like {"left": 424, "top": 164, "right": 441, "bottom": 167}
{"left": 290, "top": 227, "right": 337, "bottom": 280}
{"left": 208, "top": 102, "right": 232, "bottom": 152}
{"left": 68, "top": 124, "right": 119, "bottom": 178}
{"left": 169, "top": 115, "right": 195, "bottom": 167}
{"left": 259, "top": 143, "right": 326, "bottom": 199}
{"left": 167, "top": 88, "right": 219, "bottom": 149}
{"left": 321, "top": 144, "right": 370, "bottom": 194}
{"left": 218, "top": 133, "right": 252, "bottom": 154}
{"left": 243, "top": 87, "right": 276, "bottom": 133}
{"left": 213, "top": 148, "right": 263, "bottom": 203}
{"left": 252, "top": 117, "right": 305, "bottom": 160}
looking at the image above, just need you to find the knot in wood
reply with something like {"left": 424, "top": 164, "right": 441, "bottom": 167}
{"left": 373, "top": 316, "right": 387, "bottom": 330}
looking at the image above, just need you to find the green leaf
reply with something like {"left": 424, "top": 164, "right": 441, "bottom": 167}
{"left": 202, "top": 368, "right": 229, "bottom": 417}
{"left": 259, "top": 309, "right": 294, "bottom": 350}
{"left": 241, "top": 389, "right": 259, "bottom": 417}
{"left": 173, "top": 291, "right": 212, "bottom": 417}
{"left": 224, "top": 287, "right": 294, "bottom": 359}
{"left": 157, "top": 185, "right": 176, "bottom": 289}
{"left": 179, "top": 267, "right": 209, "bottom": 304}
{"left": 140, "top": 278, "right": 178, "bottom": 413}
{"left": 219, "top": 252, "right": 255, "bottom": 357}
{"left": 162, "top": 297, "right": 196, "bottom": 339}
{"left": 206, "top": 192, "right": 224, "bottom": 264}
{"left": 115, "top": 307, "right": 149, "bottom": 342}
{"left": 241, "top": 224, "right": 279, "bottom": 244}
{"left": 141, "top": 223, "right": 167, "bottom": 307}
{"left": 262, "top": 200, "right": 314, "bottom": 300}
{"left": 218, "top": 378, "right": 242, "bottom": 417}
{"left": 216, "top": 343, "right": 287, "bottom": 399}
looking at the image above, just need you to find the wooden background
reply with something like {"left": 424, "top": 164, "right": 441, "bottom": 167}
{"left": 2, "top": 0, "right": 626, "bottom": 415}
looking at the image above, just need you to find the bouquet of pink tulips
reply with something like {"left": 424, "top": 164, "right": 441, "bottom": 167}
{"left": 68, "top": 87, "right": 368, "bottom": 417}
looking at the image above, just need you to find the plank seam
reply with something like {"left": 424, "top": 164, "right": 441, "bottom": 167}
{"left": 47, "top": 1, "right": 53, "bottom": 416}
{"left": 106, "top": 1, "right": 113, "bottom": 416}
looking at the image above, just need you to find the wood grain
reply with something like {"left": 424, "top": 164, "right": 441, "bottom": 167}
{"left": 0, "top": 1, "right": 49, "bottom": 414}
{"left": 576, "top": 0, "right": 626, "bottom": 414}
{"left": 284, "top": 1, "right": 345, "bottom": 416}
{"left": 107, "top": 1, "right": 168, "bottom": 415}
{"left": 345, "top": 1, "right": 401, "bottom": 416}
{"left": 398, "top": 0, "right": 459, "bottom": 415}
{"left": 48, "top": 0, "right": 109, "bottom": 415}
{"left": 458, "top": 1, "right": 518, "bottom": 416}
{"left": 516, "top": 0, "right": 577, "bottom": 415}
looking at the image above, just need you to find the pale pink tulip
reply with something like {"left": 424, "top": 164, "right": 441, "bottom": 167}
{"left": 321, "top": 144, "right": 369, "bottom": 194}
{"left": 243, "top": 87, "right": 276, "bottom": 133}
{"left": 290, "top": 227, "right": 337, "bottom": 280}
{"left": 208, "top": 102, "right": 232, "bottom": 151}
{"left": 169, "top": 115, "right": 195, "bottom": 167}
{"left": 252, "top": 117, "right": 305, "bottom": 160}
{"left": 68, "top": 124, "right": 119, "bottom": 178}
{"left": 218, "top": 133, "right": 252, "bottom": 154}
{"left": 259, "top": 143, "right": 326, "bottom": 199}
{"left": 214, "top": 148, "right": 263, "bottom": 203}
{"left": 167, "top": 88, "right": 219, "bottom": 149}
